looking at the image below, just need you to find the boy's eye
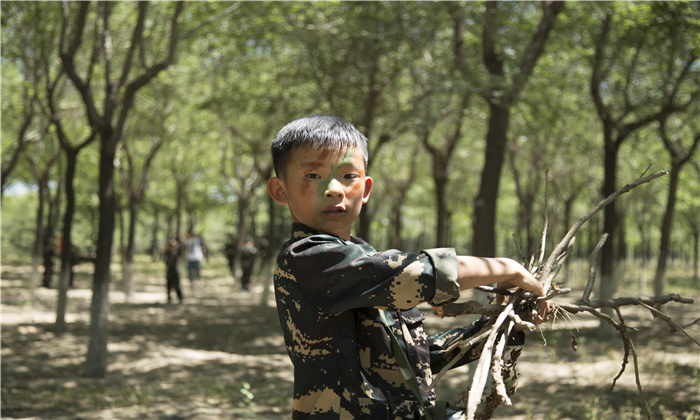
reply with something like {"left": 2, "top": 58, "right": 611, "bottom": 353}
{"left": 344, "top": 174, "right": 359, "bottom": 180}
{"left": 305, "top": 173, "right": 321, "bottom": 180}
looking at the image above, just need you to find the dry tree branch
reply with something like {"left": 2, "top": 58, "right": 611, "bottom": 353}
{"left": 580, "top": 233, "right": 608, "bottom": 302}
{"left": 613, "top": 308, "right": 652, "bottom": 420}
{"left": 490, "top": 323, "right": 515, "bottom": 408}
{"left": 465, "top": 301, "right": 516, "bottom": 420}
{"left": 430, "top": 169, "right": 699, "bottom": 420}
{"left": 541, "top": 169, "right": 668, "bottom": 292}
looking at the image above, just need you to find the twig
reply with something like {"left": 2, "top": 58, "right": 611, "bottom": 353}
{"left": 537, "top": 287, "right": 571, "bottom": 302}
{"left": 638, "top": 302, "right": 700, "bottom": 348}
{"left": 613, "top": 308, "right": 651, "bottom": 420}
{"left": 512, "top": 233, "right": 527, "bottom": 265}
{"left": 541, "top": 170, "right": 668, "bottom": 292}
{"left": 639, "top": 163, "right": 652, "bottom": 179}
{"left": 610, "top": 308, "right": 631, "bottom": 389}
{"left": 507, "top": 312, "right": 536, "bottom": 332}
{"left": 564, "top": 294, "right": 694, "bottom": 311}
{"left": 677, "top": 317, "right": 700, "bottom": 330}
{"left": 579, "top": 233, "right": 608, "bottom": 302}
{"left": 475, "top": 285, "right": 514, "bottom": 296}
{"left": 538, "top": 169, "right": 549, "bottom": 267}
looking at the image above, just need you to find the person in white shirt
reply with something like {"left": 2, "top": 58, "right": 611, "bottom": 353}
{"left": 185, "top": 229, "right": 206, "bottom": 286}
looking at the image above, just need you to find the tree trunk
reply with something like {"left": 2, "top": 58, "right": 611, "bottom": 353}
{"left": 637, "top": 219, "right": 649, "bottom": 293}
{"left": 599, "top": 141, "right": 618, "bottom": 335}
{"left": 654, "top": 163, "right": 681, "bottom": 297}
{"left": 234, "top": 195, "right": 250, "bottom": 285}
{"left": 260, "top": 192, "right": 277, "bottom": 307}
{"left": 472, "top": 102, "right": 510, "bottom": 257}
{"left": 84, "top": 133, "right": 117, "bottom": 378}
{"left": 692, "top": 227, "right": 699, "bottom": 287}
{"left": 175, "top": 180, "right": 184, "bottom": 237}
{"left": 562, "top": 197, "right": 574, "bottom": 283}
{"left": 151, "top": 207, "right": 160, "bottom": 262}
{"left": 56, "top": 150, "right": 78, "bottom": 332}
{"left": 123, "top": 201, "right": 138, "bottom": 301}
{"left": 31, "top": 177, "right": 48, "bottom": 285}
{"left": 357, "top": 202, "right": 373, "bottom": 242}
{"left": 434, "top": 164, "right": 450, "bottom": 248}
{"left": 391, "top": 203, "right": 404, "bottom": 250}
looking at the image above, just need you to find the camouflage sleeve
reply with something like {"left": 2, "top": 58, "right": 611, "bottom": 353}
{"left": 428, "top": 317, "right": 527, "bottom": 374}
{"left": 428, "top": 319, "right": 488, "bottom": 375}
{"left": 420, "top": 248, "right": 460, "bottom": 306}
{"left": 284, "top": 235, "right": 461, "bottom": 315}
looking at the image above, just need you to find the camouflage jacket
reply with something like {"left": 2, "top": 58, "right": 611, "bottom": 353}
{"left": 274, "top": 224, "right": 487, "bottom": 420}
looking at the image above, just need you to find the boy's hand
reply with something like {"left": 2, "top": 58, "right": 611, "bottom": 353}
{"left": 494, "top": 266, "right": 551, "bottom": 325}
{"left": 495, "top": 287, "right": 551, "bottom": 325}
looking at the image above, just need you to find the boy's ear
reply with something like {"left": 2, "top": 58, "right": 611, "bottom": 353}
{"left": 362, "top": 176, "right": 373, "bottom": 204}
{"left": 267, "top": 177, "right": 289, "bottom": 205}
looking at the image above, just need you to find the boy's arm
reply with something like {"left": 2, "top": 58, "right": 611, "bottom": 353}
{"left": 456, "top": 256, "right": 550, "bottom": 322}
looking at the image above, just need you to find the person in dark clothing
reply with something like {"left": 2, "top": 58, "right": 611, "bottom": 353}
{"left": 239, "top": 239, "right": 258, "bottom": 291}
{"left": 224, "top": 235, "right": 237, "bottom": 277}
{"left": 42, "top": 241, "right": 56, "bottom": 288}
{"left": 164, "top": 239, "right": 184, "bottom": 304}
{"left": 67, "top": 245, "right": 82, "bottom": 287}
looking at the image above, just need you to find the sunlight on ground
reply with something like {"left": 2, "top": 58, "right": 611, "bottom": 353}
{"left": 2, "top": 256, "right": 699, "bottom": 419}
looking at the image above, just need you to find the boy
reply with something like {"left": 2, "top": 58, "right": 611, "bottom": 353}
{"left": 267, "top": 114, "right": 548, "bottom": 419}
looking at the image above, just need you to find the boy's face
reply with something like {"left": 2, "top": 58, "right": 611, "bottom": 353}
{"left": 267, "top": 146, "right": 372, "bottom": 241}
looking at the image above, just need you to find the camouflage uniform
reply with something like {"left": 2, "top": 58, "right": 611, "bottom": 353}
{"left": 274, "top": 224, "right": 488, "bottom": 420}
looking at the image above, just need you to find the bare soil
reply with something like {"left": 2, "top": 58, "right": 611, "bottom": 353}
{"left": 2, "top": 257, "right": 699, "bottom": 420}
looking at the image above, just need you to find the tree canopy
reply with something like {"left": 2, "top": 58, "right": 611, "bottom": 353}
{"left": 2, "top": 1, "right": 699, "bottom": 378}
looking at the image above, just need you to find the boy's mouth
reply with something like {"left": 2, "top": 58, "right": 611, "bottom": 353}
{"left": 323, "top": 206, "right": 346, "bottom": 217}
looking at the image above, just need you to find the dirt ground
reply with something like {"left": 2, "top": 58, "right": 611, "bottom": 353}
{"left": 2, "top": 257, "right": 699, "bottom": 420}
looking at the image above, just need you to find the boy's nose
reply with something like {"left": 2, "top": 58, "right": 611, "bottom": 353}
{"left": 324, "top": 178, "right": 344, "bottom": 198}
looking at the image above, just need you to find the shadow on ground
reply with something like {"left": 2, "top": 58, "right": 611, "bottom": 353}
{"left": 2, "top": 259, "right": 699, "bottom": 419}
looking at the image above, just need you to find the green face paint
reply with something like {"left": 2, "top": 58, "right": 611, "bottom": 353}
{"left": 313, "top": 148, "right": 356, "bottom": 225}
{"left": 315, "top": 148, "right": 355, "bottom": 198}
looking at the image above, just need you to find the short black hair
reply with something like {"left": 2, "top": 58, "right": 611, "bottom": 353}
{"left": 270, "top": 114, "right": 369, "bottom": 178}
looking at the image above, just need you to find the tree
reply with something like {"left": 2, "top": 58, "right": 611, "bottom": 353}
{"left": 587, "top": 3, "right": 699, "bottom": 331}
{"left": 677, "top": 165, "right": 700, "bottom": 285}
{"left": 23, "top": 132, "right": 62, "bottom": 285}
{"left": 58, "top": 1, "right": 184, "bottom": 377}
{"left": 0, "top": 3, "right": 50, "bottom": 196}
{"left": 653, "top": 113, "right": 700, "bottom": 296}
{"left": 456, "top": 1, "right": 564, "bottom": 258}
{"left": 48, "top": 62, "right": 98, "bottom": 332}
{"left": 115, "top": 88, "right": 170, "bottom": 301}
{"left": 280, "top": 2, "right": 437, "bottom": 242}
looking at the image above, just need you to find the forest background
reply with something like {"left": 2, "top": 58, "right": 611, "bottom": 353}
{"left": 1, "top": 1, "right": 699, "bottom": 419}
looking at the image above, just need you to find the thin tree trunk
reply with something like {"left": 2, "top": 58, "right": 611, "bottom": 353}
{"left": 693, "top": 228, "right": 699, "bottom": 286}
{"left": 260, "top": 192, "right": 277, "bottom": 307}
{"left": 654, "top": 163, "right": 681, "bottom": 297}
{"left": 84, "top": 132, "right": 117, "bottom": 378}
{"left": 234, "top": 196, "right": 250, "bottom": 285}
{"left": 435, "top": 174, "right": 450, "bottom": 248}
{"left": 151, "top": 207, "right": 160, "bottom": 262}
{"left": 472, "top": 103, "right": 510, "bottom": 257}
{"left": 599, "top": 142, "right": 618, "bottom": 336}
{"left": 31, "top": 178, "right": 48, "bottom": 285}
{"left": 175, "top": 180, "right": 184, "bottom": 237}
{"left": 123, "top": 202, "right": 138, "bottom": 301}
{"left": 56, "top": 150, "right": 78, "bottom": 332}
